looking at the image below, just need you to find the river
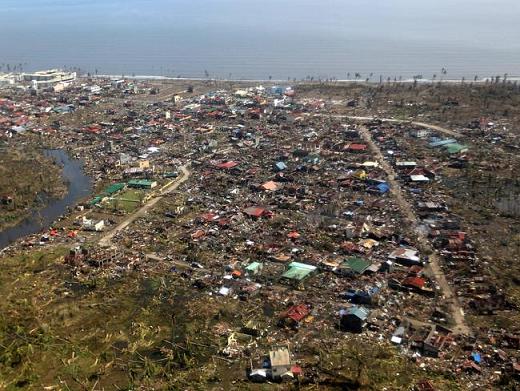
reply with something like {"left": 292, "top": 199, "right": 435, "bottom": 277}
{"left": 0, "top": 149, "right": 92, "bottom": 250}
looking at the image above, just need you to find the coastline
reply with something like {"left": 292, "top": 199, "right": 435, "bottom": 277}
{"left": 88, "top": 74, "right": 520, "bottom": 84}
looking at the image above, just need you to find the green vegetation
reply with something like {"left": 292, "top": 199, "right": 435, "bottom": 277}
{"left": 0, "top": 244, "right": 464, "bottom": 390}
{"left": 106, "top": 189, "right": 146, "bottom": 213}
{"left": 0, "top": 146, "right": 65, "bottom": 230}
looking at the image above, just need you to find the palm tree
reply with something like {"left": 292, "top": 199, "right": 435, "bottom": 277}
{"left": 440, "top": 68, "right": 447, "bottom": 82}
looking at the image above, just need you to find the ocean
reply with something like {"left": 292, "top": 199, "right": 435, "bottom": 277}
{"left": 1, "top": 0, "right": 519, "bottom": 80}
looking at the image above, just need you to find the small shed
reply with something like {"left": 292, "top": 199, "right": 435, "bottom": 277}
{"left": 269, "top": 346, "right": 292, "bottom": 378}
{"left": 274, "top": 161, "right": 287, "bottom": 171}
{"left": 337, "top": 257, "right": 372, "bottom": 276}
{"left": 340, "top": 306, "right": 371, "bottom": 333}
{"left": 281, "top": 262, "right": 317, "bottom": 282}
{"left": 388, "top": 248, "right": 422, "bottom": 266}
{"left": 245, "top": 262, "right": 263, "bottom": 275}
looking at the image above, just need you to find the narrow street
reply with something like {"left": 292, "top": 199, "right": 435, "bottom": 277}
{"left": 358, "top": 125, "right": 470, "bottom": 335}
{"left": 99, "top": 164, "right": 190, "bottom": 247}
{"left": 326, "top": 114, "right": 463, "bottom": 138}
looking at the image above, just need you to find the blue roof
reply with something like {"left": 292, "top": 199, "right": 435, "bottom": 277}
{"left": 275, "top": 162, "right": 287, "bottom": 171}
{"left": 377, "top": 183, "right": 390, "bottom": 193}
{"left": 471, "top": 352, "right": 481, "bottom": 363}
{"left": 346, "top": 306, "right": 370, "bottom": 320}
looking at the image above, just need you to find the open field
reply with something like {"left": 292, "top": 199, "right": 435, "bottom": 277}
{"left": 105, "top": 189, "right": 145, "bottom": 213}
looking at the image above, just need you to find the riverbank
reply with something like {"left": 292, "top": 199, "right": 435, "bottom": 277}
{"left": 0, "top": 146, "right": 66, "bottom": 231}
{"left": 0, "top": 148, "right": 92, "bottom": 249}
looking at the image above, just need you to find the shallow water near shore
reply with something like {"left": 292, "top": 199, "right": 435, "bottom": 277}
{"left": 0, "top": 149, "right": 92, "bottom": 249}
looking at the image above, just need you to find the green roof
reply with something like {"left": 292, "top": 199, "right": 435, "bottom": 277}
{"left": 89, "top": 196, "right": 103, "bottom": 205}
{"left": 444, "top": 143, "right": 468, "bottom": 154}
{"left": 281, "top": 262, "right": 317, "bottom": 281}
{"left": 342, "top": 257, "right": 371, "bottom": 274}
{"left": 245, "top": 262, "right": 262, "bottom": 272}
{"left": 104, "top": 183, "right": 125, "bottom": 195}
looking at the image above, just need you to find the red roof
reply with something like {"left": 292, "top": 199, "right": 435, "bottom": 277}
{"left": 448, "top": 231, "right": 466, "bottom": 241}
{"left": 200, "top": 212, "right": 218, "bottom": 222}
{"left": 282, "top": 304, "right": 310, "bottom": 322}
{"left": 191, "top": 229, "right": 206, "bottom": 239}
{"left": 216, "top": 161, "right": 239, "bottom": 169}
{"left": 287, "top": 231, "right": 301, "bottom": 239}
{"left": 402, "top": 276, "right": 426, "bottom": 289}
{"left": 348, "top": 143, "right": 368, "bottom": 151}
{"left": 408, "top": 265, "right": 423, "bottom": 275}
{"left": 244, "top": 207, "right": 267, "bottom": 218}
{"left": 218, "top": 218, "right": 230, "bottom": 227}
{"left": 261, "top": 181, "right": 279, "bottom": 191}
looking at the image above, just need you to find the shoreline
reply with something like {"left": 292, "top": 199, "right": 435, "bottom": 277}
{"left": 87, "top": 74, "right": 520, "bottom": 84}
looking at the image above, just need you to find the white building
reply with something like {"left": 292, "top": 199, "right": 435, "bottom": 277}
{"left": 0, "top": 73, "right": 18, "bottom": 88}
{"left": 23, "top": 69, "right": 76, "bottom": 89}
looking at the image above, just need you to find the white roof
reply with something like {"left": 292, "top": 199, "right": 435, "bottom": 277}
{"left": 250, "top": 369, "right": 267, "bottom": 378}
{"left": 270, "top": 347, "right": 291, "bottom": 367}
{"left": 410, "top": 175, "right": 429, "bottom": 182}
{"left": 389, "top": 248, "right": 420, "bottom": 261}
{"left": 218, "top": 287, "right": 230, "bottom": 296}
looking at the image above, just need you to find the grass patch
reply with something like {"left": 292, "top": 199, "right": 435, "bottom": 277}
{"left": 105, "top": 189, "right": 147, "bottom": 213}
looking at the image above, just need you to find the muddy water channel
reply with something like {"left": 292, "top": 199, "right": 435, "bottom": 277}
{"left": 0, "top": 149, "right": 92, "bottom": 249}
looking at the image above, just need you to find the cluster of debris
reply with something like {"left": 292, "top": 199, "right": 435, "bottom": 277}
{"left": 1, "top": 75, "right": 519, "bottom": 389}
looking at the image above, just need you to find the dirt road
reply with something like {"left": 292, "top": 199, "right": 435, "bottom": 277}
{"left": 358, "top": 125, "right": 470, "bottom": 335}
{"left": 326, "top": 115, "right": 463, "bottom": 138}
{"left": 99, "top": 164, "right": 190, "bottom": 248}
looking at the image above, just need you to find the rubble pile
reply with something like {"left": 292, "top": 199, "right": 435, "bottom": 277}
{"left": 1, "top": 77, "right": 519, "bottom": 389}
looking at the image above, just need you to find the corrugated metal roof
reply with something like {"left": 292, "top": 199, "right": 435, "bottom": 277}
{"left": 282, "top": 262, "right": 316, "bottom": 281}
{"left": 343, "top": 257, "right": 371, "bottom": 274}
{"left": 429, "top": 139, "right": 456, "bottom": 148}
{"left": 346, "top": 306, "right": 370, "bottom": 320}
